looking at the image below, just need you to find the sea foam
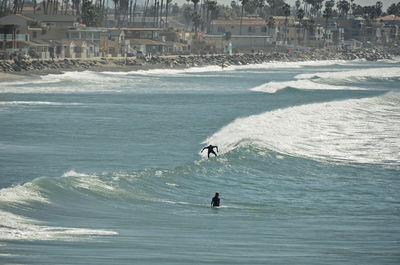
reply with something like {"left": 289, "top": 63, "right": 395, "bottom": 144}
{"left": 203, "top": 93, "right": 400, "bottom": 166}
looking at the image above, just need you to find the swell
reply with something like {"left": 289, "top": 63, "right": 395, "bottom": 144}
{"left": 203, "top": 92, "right": 400, "bottom": 167}
{"left": 250, "top": 66, "right": 400, "bottom": 94}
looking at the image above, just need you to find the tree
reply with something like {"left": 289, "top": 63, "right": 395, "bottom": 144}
{"left": 205, "top": 0, "right": 217, "bottom": 33}
{"left": 113, "top": 0, "right": 119, "bottom": 21}
{"left": 191, "top": 0, "right": 199, "bottom": 12}
{"left": 323, "top": 0, "right": 334, "bottom": 27}
{"left": 266, "top": 15, "right": 275, "bottom": 35}
{"left": 192, "top": 10, "right": 203, "bottom": 34}
{"left": 281, "top": 3, "right": 290, "bottom": 44}
{"left": 165, "top": 0, "right": 172, "bottom": 26}
{"left": 239, "top": 0, "right": 248, "bottom": 35}
{"left": 297, "top": 8, "right": 304, "bottom": 44}
{"left": 387, "top": 3, "right": 400, "bottom": 16}
{"left": 295, "top": 0, "right": 300, "bottom": 11}
{"left": 337, "top": 0, "right": 350, "bottom": 18}
{"left": 82, "top": 0, "right": 99, "bottom": 26}
{"left": 323, "top": 0, "right": 334, "bottom": 46}
{"left": 302, "top": 18, "right": 315, "bottom": 43}
{"left": 183, "top": 5, "right": 193, "bottom": 29}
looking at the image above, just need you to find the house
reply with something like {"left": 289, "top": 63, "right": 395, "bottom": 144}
{"left": 24, "top": 14, "right": 77, "bottom": 27}
{"left": 130, "top": 39, "right": 166, "bottom": 55}
{"left": 53, "top": 40, "right": 76, "bottom": 58}
{"left": 67, "top": 27, "right": 105, "bottom": 44}
{"left": 100, "top": 29, "right": 129, "bottom": 57}
{"left": 376, "top": 15, "right": 400, "bottom": 45}
{"left": 210, "top": 18, "right": 269, "bottom": 36}
{"left": 0, "top": 14, "right": 34, "bottom": 52}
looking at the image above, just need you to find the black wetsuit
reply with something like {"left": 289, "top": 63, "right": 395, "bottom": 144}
{"left": 211, "top": 196, "right": 220, "bottom": 207}
{"left": 202, "top": 145, "right": 218, "bottom": 158}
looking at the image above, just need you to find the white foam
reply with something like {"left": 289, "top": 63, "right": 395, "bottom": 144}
{"left": 204, "top": 93, "right": 400, "bottom": 166}
{"left": 131, "top": 65, "right": 224, "bottom": 76}
{"left": 62, "top": 170, "right": 115, "bottom": 192}
{"left": 0, "top": 182, "right": 49, "bottom": 205}
{"left": 250, "top": 79, "right": 365, "bottom": 93}
{"left": 295, "top": 67, "right": 400, "bottom": 80}
{"left": 0, "top": 71, "right": 125, "bottom": 94}
{"left": 0, "top": 210, "right": 117, "bottom": 241}
{"left": 122, "top": 60, "right": 348, "bottom": 76}
{"left": 0, "top": 101, "right": 82, "bottom": 106}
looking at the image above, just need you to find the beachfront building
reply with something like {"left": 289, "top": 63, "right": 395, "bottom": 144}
{"left": 205, "top": 18, "right": 276, "bottom": 51}
{"left": 100, "top": 29, "right": 129, "bottom": 57}
{"left": 0, "top": 14, "right": 32, "bottom": 55}
{"left": 376, "top": 15, "right": 400, "bottom": 45}
{"left": 53, "top": 40, "right": 76, "bottom": 58}
{"left": 123, "top": 27, "right": 165, "bottom": 55}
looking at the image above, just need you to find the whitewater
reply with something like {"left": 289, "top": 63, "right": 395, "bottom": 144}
{"left": 0, "top": 59, "right": 399, "bottom": 264}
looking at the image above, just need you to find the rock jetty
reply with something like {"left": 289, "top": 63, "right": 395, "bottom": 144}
{"left": 0, "top": 47, "right": 396, "bottom": 75}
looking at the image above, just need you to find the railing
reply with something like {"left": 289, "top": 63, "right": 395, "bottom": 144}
{"left": 0, "top": 34, "right": 29, "bottom": 41}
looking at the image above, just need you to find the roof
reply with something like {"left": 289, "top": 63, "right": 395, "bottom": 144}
{"left": 130, "top": 39, "right": 166, "bottom": 46}
{"left": 377, "top": 15, "right": 400, "bottom": 21}
{"left": 26, "top": 14, "right": 76, "bottom": 22}
{"left": 53, "top": 39, "right": 75, "bottom": 46}
{"left": 212, "top": 17, "right": 294, "bottom": 27}
{"left": 108, "top": 27, "right": 163, "bottom": 31}
{"left": 0, "top": 14, "right": 35, "bottom": 26}
{"left": 213, "top": 19, "right": 267, "bottom": 26}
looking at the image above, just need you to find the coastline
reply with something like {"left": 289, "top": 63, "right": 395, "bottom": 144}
{"left": 0, "top": 47, "right": 397, "bottom": 79}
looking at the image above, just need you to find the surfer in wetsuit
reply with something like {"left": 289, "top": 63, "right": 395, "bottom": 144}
{"left": 211, "top": 192, "right": 220, "bottom": 207}
{"left": 201, "top": 144, "right": 218, "bottom": 158}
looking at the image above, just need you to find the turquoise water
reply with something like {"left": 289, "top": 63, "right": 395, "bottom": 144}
{"left": 0, "top": 60, "right": 399, "bottom": 264}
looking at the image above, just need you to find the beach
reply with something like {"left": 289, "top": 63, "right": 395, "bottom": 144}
{"left": 0, "top": 47, "right": 397, "bottom": 78}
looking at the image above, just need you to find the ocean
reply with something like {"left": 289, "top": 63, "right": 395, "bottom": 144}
{"left": 0, "top": 59, "right": 399, "bottom": 264}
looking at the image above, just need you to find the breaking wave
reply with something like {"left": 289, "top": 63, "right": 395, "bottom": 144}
{"left": 203, "top": 93, "right": 400, "bottom": 167}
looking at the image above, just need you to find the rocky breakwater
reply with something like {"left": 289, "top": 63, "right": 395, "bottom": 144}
{"left": 0, "top": 47, "right": 396, "bottom": 75}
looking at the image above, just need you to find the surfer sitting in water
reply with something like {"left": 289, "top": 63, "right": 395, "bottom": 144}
{"left": 211, "top": 192, "right": 220, "bottom": 207}
{"left": 201, "top": 144, "right": 219, "bottom": 158}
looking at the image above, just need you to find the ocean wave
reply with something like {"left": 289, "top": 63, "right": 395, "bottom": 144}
{"left": 0, "top": 210, "right": 117, "bottom": 241}
{"left": 0, "top": 182, "right": 49, "bottom": 205}
{"left": 250, "top": 79, "right": 365, "bottom": 93}
{"left": 112, "top": 60, "right": 349, "bottom": 76}
{"left": 0, "top": 71, "right": 125, "bottom": 94}
{"left": 203, "top": 93, "right": 400, "bottom": 166}
{"left": 0, "top": 101, "right": 82, "bottom": 106}
{"left": 295, "top": 67, "right": 400, "bottom": 80}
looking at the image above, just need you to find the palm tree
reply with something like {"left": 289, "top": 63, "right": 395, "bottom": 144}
{"left": 165, "top": 0, "right": 172, "bottom": 27}
{"left": 297, "top": 8, "right": 304, "bottom": 44}
{"left": 205, "top": 0, "right": 217, "bottom": 33}
{"left": 282, "top": 3, "right": 290, "bottom": 44}
{"left": 239, "top": 0, "right": 248, "bottom": 35}
{"left": 295, "top": 0, "right": 300, "bottom": 12}
{"left": 191, "top": 0, "right": 199, "bottom": 12}
{"left": 266, "top": 16, "right": 275, "bottom": 36}
{"left": 113, "top": 0, "right": 119, "bottom": 21}
{"left": 323, "top": 0, "right": 334, "bottom": 27}
{"left": 302, "top": 18, "right": 315, "bottom": 44}
{"left": 337, "top": 0, "right": 350, "bottom": 19}
{"left": 323, "top": 0, "right": 334, "bottom": 46}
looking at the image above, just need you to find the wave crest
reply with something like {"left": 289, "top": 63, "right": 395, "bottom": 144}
{"left": 204, "top": 93, "right": 400, "bottom": 166}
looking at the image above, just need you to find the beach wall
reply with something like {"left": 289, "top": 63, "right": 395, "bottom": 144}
{"left": 0, "top": 48, "right": 395, "bottom": 75}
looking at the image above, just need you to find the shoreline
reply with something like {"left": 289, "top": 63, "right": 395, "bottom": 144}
{"left": 0, "top": 47, "right": 397, "bottom": 79}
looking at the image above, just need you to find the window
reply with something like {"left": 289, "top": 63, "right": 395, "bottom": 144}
{"left": 261, "top": 26, "right": 267, "bottom": 33}
{"left": 248, "top": 26, "right": 255, "bottom": 33}
{"left": 32, "top": 32, "right": 37, "bottom": 39}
